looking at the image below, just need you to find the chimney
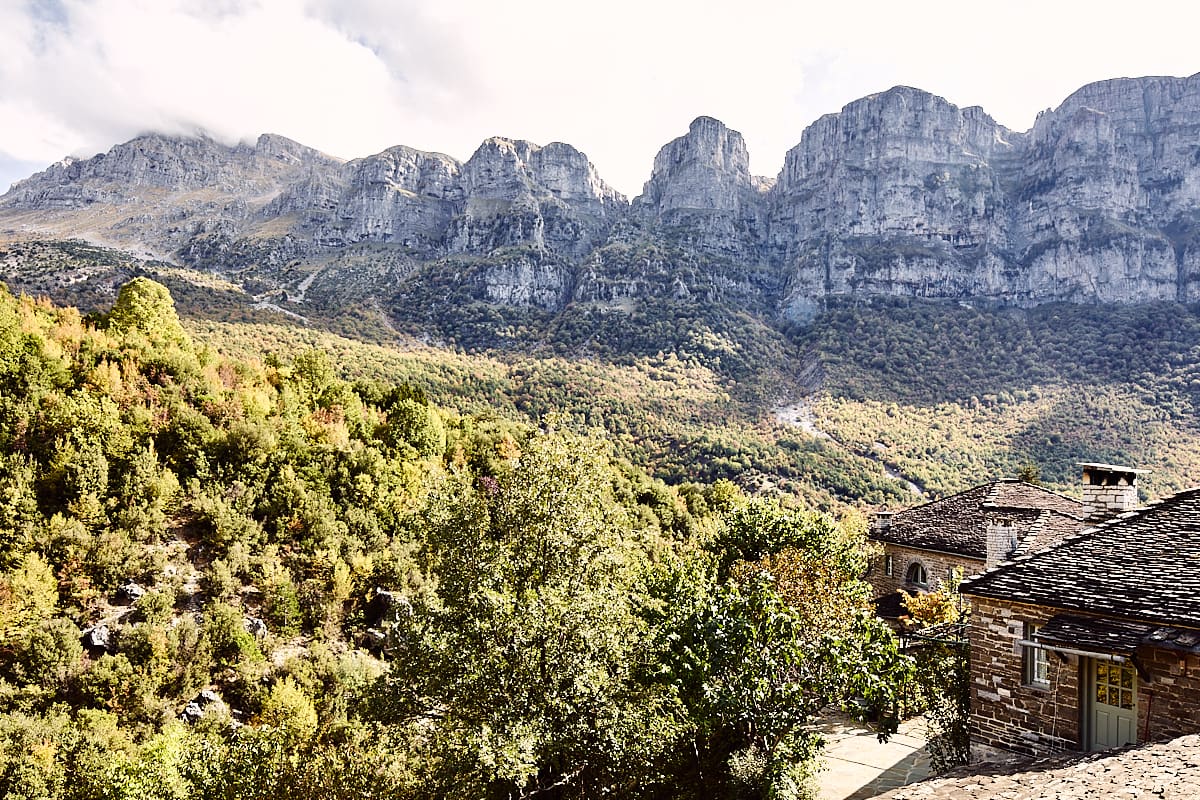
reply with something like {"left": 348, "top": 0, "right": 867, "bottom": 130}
{"left": 1079, "top": 463, "right": 1146, "bottom": 523}
{"left": 985, "top": 513, "right": 1018, "bottom": 569}
{"left": 871, "top": 511, "right": 894, "bottom": 535}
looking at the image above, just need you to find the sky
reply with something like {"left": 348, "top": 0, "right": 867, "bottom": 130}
{"left": 1, "top": 0, "right": 1199, "bottom": 197}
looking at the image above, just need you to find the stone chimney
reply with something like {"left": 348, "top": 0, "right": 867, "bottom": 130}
{"left": 1079, "top": 463, "right": 1146, "bottom": 523}
{"left": 985, "top": 513, "right": 1018, "bottom": 569}
{"left": 871, "top": 511, "right": 894, "bottom": 535}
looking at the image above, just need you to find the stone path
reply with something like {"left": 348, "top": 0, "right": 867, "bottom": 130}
{"left": 814, "top": 714, "right": 931, "bottom": 800}
{"left": 870, "top": 732, "right": 1200, "bottom": 799}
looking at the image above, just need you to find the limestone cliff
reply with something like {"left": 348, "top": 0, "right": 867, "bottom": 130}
{"left": 6, "top": 71, "right": 1200, "bottom": 326}
{"left": 447, "top": 137, "right": 624, "bottom": 261}
{"left": 767, "top": 74, "right": 1200, "bottom": 316}
{"left": 634, "top": 116, "right": 769, "bottom": 259}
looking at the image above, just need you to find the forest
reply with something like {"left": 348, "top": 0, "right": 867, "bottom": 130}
{"left": 0, "top": 278, "right": 911, "bottom": 799}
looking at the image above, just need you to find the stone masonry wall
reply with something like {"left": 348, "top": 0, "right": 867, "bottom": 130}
{"left": 969, "top": 597, "right": 1082, "bottom": 755}
{"left": 1137, "top": 645, "right": 1200, "bottom": 743}
{"left": 970, "top": 596, "right": 1200, "bottom": 755}
{"left": 870, "top": 543, "right": 983, "bottom": 599}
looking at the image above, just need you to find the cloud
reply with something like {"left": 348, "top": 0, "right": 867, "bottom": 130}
{"left": 2, "top": 0, "right": 1199, "bottom": 197}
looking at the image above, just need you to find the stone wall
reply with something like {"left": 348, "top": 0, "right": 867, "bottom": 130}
{"left": 969, "top": 597, "right": 1082, "bottom": 755}
{"left": 1137, "top": 645, "right": 1200, "bottom": 742}
{"left": 968, "top": 595, "right": 1200, "bottom": 755}
{"left": 869, "top": 543, "right": 983, "bottom": 598}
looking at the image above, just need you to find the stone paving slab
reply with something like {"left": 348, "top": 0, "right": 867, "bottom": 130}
{"left": 871, "top": 733, "right": 1200, "bottom": 799}
{"left": 814, "top": 714, "right": 931, "bottom": 800}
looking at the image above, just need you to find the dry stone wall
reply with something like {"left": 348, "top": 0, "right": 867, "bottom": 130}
{"left": 968, "top": 597, "right": 1082, "bottom": 755}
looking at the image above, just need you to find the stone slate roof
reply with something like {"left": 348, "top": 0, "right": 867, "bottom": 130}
{"left": 1034, "top": 613, "right": 1152, "bottom": 655}
{"left": 871, "top": 480, "right": 1084, "bottom": 558}
{"left": 1009, "top": 509, "right": 1086, "bottom": 558}
{"left": 872, "top": 733, "right": 1200, "bottom": 799}
{"left": 961, "top": 487, "right": 1200, "bottom": 629}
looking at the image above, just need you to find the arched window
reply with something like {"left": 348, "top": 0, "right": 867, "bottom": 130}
{"left": 906, "top": 561, "right": 928, "bottom": 588}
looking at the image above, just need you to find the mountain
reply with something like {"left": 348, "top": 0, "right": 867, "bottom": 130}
{"left": 770, "top": 76, "right": 1200, "bottom": 317}
{"left": 4, "top": 72, "right": 1200, "bottom": 338}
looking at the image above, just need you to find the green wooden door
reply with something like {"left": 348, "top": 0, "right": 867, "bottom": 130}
{"left": 1091, "top": 659, "right": 1137, "bottom": 750}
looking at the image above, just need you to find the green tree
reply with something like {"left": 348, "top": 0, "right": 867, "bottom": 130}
{"left": 255, "top": 676, "right": 319, "bottom": 743}
{"left": 374, "top": 431, "right": 684, "bottom": 798}
{"left": 0, "top": 553, "right": 58, "bottom": 645}
{"left": 106, "top": 278, "right": 189, "bottom": 346}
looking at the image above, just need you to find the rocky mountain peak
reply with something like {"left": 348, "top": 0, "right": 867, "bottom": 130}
{"left": 445, "top": 136, "right": 625, "bottom": 259}
{"left": 8, "top": 71, "right": 1200, "bottom": 323}
{"left": 252, "top": 132, "right": 337, "bottom": 166}
{"left": 460, "top": 137, "right": 623, "bottom": 209}
{"left": 636, "top": 116, "right": 752, "bottom": 215}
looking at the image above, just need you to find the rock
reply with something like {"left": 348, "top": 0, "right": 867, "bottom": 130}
{"left": 243, "top": 616, "right": 267, "bottom": 639}
{"left": 363, "top": 627, "right": 387, "bottom": 652}
{"left": 364, "top": 588, "right": 411, "bottom": 628}
{"left": 635, "top": 116, "right": 769, "bottom": 259}
{"left": 769, "top": 74, "right": 1200, "bottom": 312}
{"left": 118, "top": 581, "right": 146, "bottom": 603}
{"left": 6, "top": 71, "right": 1200, "bottom": 320}
{"left": 80, "top": 624, "right": 112, "bottom": 653}
{"left": 179, "top": 689, "right": 227, "bottom": 724}
{"left": 446, "top": 136, "right": 625, "bottom": 261}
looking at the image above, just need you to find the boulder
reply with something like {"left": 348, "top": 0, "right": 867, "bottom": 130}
{"left": 80, "top": 624, "right": 112, "bottom": 654}
{"left": 364, "top": 588, "right": 411, "bottom": 627}
{"left": 243, "top": 616, "right": 268, "bottom": 639}
{"left": 179, "top": 689, "right": 227, "bottom": 724}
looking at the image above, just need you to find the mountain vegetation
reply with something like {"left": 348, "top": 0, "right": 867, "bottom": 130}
{"left": 6, "top": 71, "right": 1200, "bottom": 795}
{"left": 0, "top": 279, "right": 911, "bottom": 799}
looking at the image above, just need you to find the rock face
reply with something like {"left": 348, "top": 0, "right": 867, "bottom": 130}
{"left": 448, "top": 137, "right": 624, "bottom": 260}
{"left": 768, "top": 74, "right": 1200, "bottom": 316}
{"left": 5, "top": 71, "right": 1200, "bottom": 321}
{"left": 635, "top": 116, "right": 769, "bottom": 258}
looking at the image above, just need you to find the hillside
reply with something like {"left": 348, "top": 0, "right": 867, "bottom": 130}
{"left": 7, "top": 236, "right": 1200, "bottom": 507}
{"left": 796, "top": 297, "right": 1200, "bottom": 499}
{"left": 0, "top": 279, "right": 910, "bottom": 799}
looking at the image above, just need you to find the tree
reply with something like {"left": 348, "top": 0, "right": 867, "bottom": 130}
{"left": 661, "top": 498, "right": 911, "bottom": 799}
{"left": 373, "top": 431, "right": 684, "bottom": 798}
{"left": 0, "top": 552, "right": 58, "bottom": 645}
{"left": 256, "top": 677, "right": 318, "bottom": 743}
{"left": 106, "top": 278, "right": 189, "bottom": 346}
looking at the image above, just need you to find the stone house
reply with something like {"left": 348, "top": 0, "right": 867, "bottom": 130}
{"left": 959, "top": 477, "right": 1200, "bottom": 756}
{"left": 867, "top": 477, "right": 1086, "bottom": 622}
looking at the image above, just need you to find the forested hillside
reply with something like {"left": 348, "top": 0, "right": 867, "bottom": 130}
{"left": 798, "top": 298, "right": 1200, "bottom": 498}
{"left": 0, "top": 279, "right": 908, "bottom": 799}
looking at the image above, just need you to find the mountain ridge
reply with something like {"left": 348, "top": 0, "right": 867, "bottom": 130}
{"left": 4, "top": 71, "right": 1200, "bottom": 335}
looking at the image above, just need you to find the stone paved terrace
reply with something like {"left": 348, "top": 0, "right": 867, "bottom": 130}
{"left": 813, "top": 713, "right": 930, "bottom": 799}
{"left": 871, "top": 733, "right": 1200, "bottom": 799}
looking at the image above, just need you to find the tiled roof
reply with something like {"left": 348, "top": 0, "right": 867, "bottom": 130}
{"left": 871, "top": 480, "right": 1084, "bottom": 558}
{"left": 1011, "top": 509, "right": 1085, "bottom": 557}
{"left": 961, "top": 487, "right": 1200, "bottom": 629}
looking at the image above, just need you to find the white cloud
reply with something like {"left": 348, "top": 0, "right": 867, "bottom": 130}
{"left": 1, "top": 0, "right": 1199, "bottom": 196}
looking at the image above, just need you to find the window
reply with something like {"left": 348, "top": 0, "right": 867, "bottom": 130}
{"left": 884, "top": 554, "right": 894, "bottom": 577}
{"left": 1023, "top": 623, "right": 1050, "bottom": 688}
{"left": 905, "top": 561, "right": 928, "bottom": 588}
{"left": 1096, "top": 661, "right": 1136, "bottom": 710}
